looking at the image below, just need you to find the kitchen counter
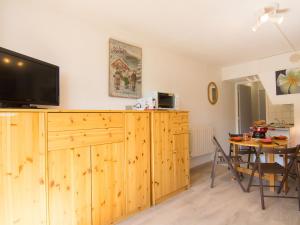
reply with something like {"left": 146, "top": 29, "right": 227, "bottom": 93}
{"left": 267, "top": 126, "right": 296, "bottom": 146}
{"left": 268, "top": 126, "right": 294, "bottom": 131}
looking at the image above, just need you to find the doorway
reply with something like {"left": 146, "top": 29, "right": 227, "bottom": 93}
{"left": 236, "top": 81, "right": 266, "bottom": 134}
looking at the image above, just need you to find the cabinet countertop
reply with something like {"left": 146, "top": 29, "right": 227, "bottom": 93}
{"left": 0, "top": 108, "right": 189, "bottom": 113}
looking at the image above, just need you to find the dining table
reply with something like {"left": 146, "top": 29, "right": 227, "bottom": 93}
{"left": 228, "top": 138, "right": 289, "bottom": 192}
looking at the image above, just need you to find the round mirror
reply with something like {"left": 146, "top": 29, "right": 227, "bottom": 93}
{"left": 208, "top": 82, "right": 218, "bottom": 105}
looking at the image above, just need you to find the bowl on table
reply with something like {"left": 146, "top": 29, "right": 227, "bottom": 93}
{"left": 260, "top": 138, "right": 273, "bottom": 144}
{"left": 230, "top": 136, "right": 243, "bottom": 142}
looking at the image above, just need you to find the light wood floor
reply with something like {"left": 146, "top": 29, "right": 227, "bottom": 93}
{"left": 118, "top": 163, "right": 300, "bottom": 225}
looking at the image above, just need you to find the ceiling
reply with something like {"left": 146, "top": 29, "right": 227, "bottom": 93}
{"left": 13, "top": 0, "right": 300, "bottom": 66}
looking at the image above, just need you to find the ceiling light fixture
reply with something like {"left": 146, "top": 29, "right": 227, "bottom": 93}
{"left": 252, "top": 3, "right": 299, "bottom": 63}
{"left": 252, "top": 3, "right": 288, "bottom": 32}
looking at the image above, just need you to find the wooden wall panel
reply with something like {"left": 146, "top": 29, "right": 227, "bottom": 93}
{"left": 125, "top": 113, "right": 150, "bottom": 215}
{"left": 0, "top": 112, "right": 46, "bottom": 225}
{"left": 48, "top": 147, "right": 92, "bottom": 225}
{"left": 91, "top": 143, "right": 125, "bottom": 225}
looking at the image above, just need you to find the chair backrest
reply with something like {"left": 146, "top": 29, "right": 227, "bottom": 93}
{"left": 212, "top": 136, "right": 220, "bottom": 148}
{"left": 212, "top": 136, "right": 229, "bottom": 158}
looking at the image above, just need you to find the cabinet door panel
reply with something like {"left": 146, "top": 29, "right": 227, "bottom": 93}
{"left": 0, "top": 112, "right": 46, "bottom": 225}
{"left": 125, "top": 113, "right": 150, "bottom": 215}
{"left": 48, "top": 147, "right": 92, "bottom": 225}
{"left": 152, "top": 112, "right": 190, "bottom": 204}
{"left": 152, "top": 112, "right": 173, "bottom": 200}
{"left": 92, "top": 143, "right": 125, "bottom": 225}
{"left": 173, "top": 133, "right": 190, "bottom": 189}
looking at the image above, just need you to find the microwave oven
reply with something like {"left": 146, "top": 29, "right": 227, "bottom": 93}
{"left": 156, "top": 92, "right": 176, "bottom": 109}
{"left": 135, "top": 91, "right": 178, "bottom": 110}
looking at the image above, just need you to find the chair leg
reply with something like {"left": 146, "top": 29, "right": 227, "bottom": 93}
{"left": 258, "top": 166, "right": 265, "bottom": 210}
{"left": 227, "top": 159, "right": 246, "bottom": 192}
{"left": 295, "top": 162, "right": 300, "bottom": 211}
{"left": 210, "top": 150, "right": 218, "bottom": 188}
{"left": 228, "top": 147, "right": 232, "bottom": 170}
{"left": 278, "top": 160, "right": 295, "bottom": 194}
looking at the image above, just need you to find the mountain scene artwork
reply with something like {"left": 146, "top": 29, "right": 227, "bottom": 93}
{"left": 109, "top": 39, "right": 142, "bottom": 98}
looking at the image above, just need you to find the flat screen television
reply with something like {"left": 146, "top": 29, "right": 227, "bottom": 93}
{"left": 0, "top": 47, "right": 59, "bottom": 108}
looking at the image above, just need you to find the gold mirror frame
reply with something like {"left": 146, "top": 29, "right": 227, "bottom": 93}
{"left": 208, "top": 82, "right": 218, "bottom": 105}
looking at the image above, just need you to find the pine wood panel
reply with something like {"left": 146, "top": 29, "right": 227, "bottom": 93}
{"left": 48, "top": 147, "right": 92, "bottom": 225}
{"left": 91, "top": 143, "right": 125, "bottom": 225}
{"left": 171, "top": 112, "right": 189, "bottom": 123}
{"left": 151, "top": 112, "right": 174, "bottom": 201}
{"left": 48, "top": 113, "right": 124, "bottom": 131}
{"left": 151, "top": 112, "right": 190, "bottom": 204}
{"left": 173, "top": 133, "right": 190, "bottom": 189}
{"left": 125, "top": 113, "right": 150, "bottom": 215}
{"left": 48, "top": 128, "right": 124, "bottom": 151}
{"left": 172, "top": 123, "right": 189, "bottom": 134}
{"left": 0, "top": 112, "right": 46, "bottom": 225}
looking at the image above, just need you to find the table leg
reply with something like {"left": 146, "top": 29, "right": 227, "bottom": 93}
{"left": 233, "top": 144, "right": 240, "bottom": 178}
{"left": 267, "top": 153, "right": 275, "bottom": 192}
{"left": 232, "top": 144, "right": 238, "bottom": 162}
{"left": 283, "top": 155, "right": 289, "bottom": 193}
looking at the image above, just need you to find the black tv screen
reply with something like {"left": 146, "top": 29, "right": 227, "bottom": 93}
{"left": 0, "top": 47, "right": 59, "bottom": 107}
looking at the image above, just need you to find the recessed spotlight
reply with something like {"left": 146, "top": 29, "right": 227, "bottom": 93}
{"left": 17, "top": 61, "right": 24, "bottom": 67}
{"left": 3, "top": 57, "right": 11, "bottom": 64}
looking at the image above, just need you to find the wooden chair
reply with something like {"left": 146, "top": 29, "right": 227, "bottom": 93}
{"left": 229, "top": 133, "right": 256, "bottom": 169}
{"left": 247, "top": 145, "right": 300, "bottom": 210}
{"left": 211, "top": 136, "right": 246, "bottom": 192}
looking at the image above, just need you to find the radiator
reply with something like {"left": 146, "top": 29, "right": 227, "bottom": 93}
{"left": 190, "top": 127, "right": 215, "bottom": 157}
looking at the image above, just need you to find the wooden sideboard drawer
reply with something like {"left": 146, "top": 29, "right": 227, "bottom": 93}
{"left": 172, "top": 113, "right": 189, "bottom": 124}
{"left": 48, "top": 128, "right": 124, "bottom": 151}
{"left": 172, "top": 123, "right": 189, "bottom": 134}
{"left": 48, "top": 113, "right": 124, "bottom": 132}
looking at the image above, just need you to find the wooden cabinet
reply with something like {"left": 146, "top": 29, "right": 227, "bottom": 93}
{"left": 47, "top": 111, "right": 151, "bottom": 225}
{"left": 0, "top": 112, "right": 47, "bottom": 225}
{"left": 0, "top": 109, "right": 188, "bottom": 225}
{"left": 151, "top": 112, "right": 190, "bottom": 204}
{"left": 47, "top": 112, "right": 125, "bottom": 225}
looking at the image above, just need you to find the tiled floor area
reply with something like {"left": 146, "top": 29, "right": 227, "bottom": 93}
{"left": 119, "top": 164, "right": 300, "bottom": 225}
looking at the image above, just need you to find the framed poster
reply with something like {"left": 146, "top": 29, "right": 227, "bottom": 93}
{"left": 276, "top": 68, "right": 300, "bottom": 95}
{"left": 109, "top": 39, "right": 142, "bottom": 98}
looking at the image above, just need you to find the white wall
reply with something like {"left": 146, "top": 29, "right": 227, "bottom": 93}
{"left": 222, "top": 53, "right": 300, "bottom": 144}
{"left": 0, "top": 1, "right": 236, "bottom": 166}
